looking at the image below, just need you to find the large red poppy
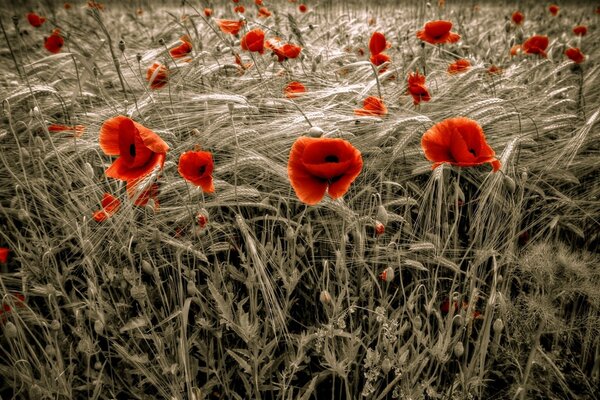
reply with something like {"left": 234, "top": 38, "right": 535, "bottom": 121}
{"left": 565, "top": 47, "right": 585, "bottom": 64}
{"left": 407, "top": 71, "right": 431, "bottom": 105}
{"left": 573, "top": 25, "right": 587, "bottom": 36}
{"left": 285, "top": 81, "right": 306, "bottom": 98}
{"left": 354, "top": 96, "right": 387, "bottom": 116}
{"left": 511, "top": 11, "right": 524, "bottom": 25}
{"left": 27, "top": 12, "right": 46, "bottom": 28}
{"left": 416, "top": 20, "right": 460, "bottom": 44}
{"left": 216, "top": 19, "right": 245, "bottom": 35}
{"left": 448, "top": 59, "right": 471, "bottom": 74}
{"left": 288, "top": 137, "right": 363, "bottom": 205}
{"left": 99, "top": 115, "right": 169, "bottom": 182}
{"left": 522, "top": 35, "right": 549, "bottom": 57}
{"left": 549, "top": 4, "right": 559, "bottom": 16}
{"left": 170, "top": 35, "right": 192, "bottom": 59}
{"left": 178, "top": 150, "right": 215, "bottom": 193}
{"left": 93, "top": 193, "right": 121, "bottom": 222}
{"left": 44, "top": 29, "right": 64, "bottom": 54}
{"left": 421, "top": 117, "right": 501, "bottom": 171}
{"left": 265, "top": 38, "right": 302, "bottom": 62}
{"left": 241, "top": 28, "right": 265, "bottom": 54}
{"left": 146, "top": 62, "right": 168, "bottom": 89}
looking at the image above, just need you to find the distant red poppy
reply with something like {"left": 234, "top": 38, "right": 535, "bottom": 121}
{"left": 285, "top": 81, "right": 306, "bottom": 98}
{"left": 565, "top": 47, "right": 585, "bottom": 63}
{"left": 88, "top": 1, "right": 104, "bottom": 10}
{"left": 573, "top": 25, "right": 587, "bottom": 36}
{"left": 417, "top": 20, "right": 460, "bottom": 44}
{"left": 548, "top": 4, "right": 559, "bottom": 16}
{"left": 299, "top": 4, "right": 308, "bottom": 12}
{"left": 178, "top": 150, "right": 215, "bottom": 193}
{"left": 597, "top": 6, "right": 600, "bottom": 14}
{"left": 255, "top": 0, "right": 263, "bottom": 4}
{"left": 64, "top": 3, "right": 72, "bottom": 9}
{"left": 216, "top": 19, "right": 245, "bottom": 35}
{"left": 146, "top": 62, "right": 169, "bottom": 89}
{"left": 421, "top": 117, "right": 501, "bottom": 171}
{"left": 0, "top": 248, "right": 9, "bottom": 263}
{"left": 511, "top": 11, "right": 524, "bottom": 25}
{"left": 510, "top": 44, "right": 522, "bottom": 57}
{"left": 368, "top": 31, "right": 391, "bottom": 68}
{"left": 407, "top": 71, "right": 431, "bottom": 105}
{"left": 258, "top": 7, "right": 272, "bottom": 18}
{"left": 487, "top": 65, "right": 503, "bottom": 74}
{"left": 241, "top": 28, "right": 265, "bottom": 53}
{"left": 288, "top": 136, "right": 363, "bottom": 205}
{"left": 99, "top": 115, "right": 169, "bottom": 182}
{"left": 234, "top": 5, "right": 245, "bottom": 13}
{"left": 44, "top": 29, "right": 64, "bottom": 54}
{"left": 265, "top": 38, "right": 302, "bottom": 62}
{"left": 170, "top": 35, "right": 192, "bottom": 59}
{"left": 233, "top": 0, "right": 239, "bottom": 2}
{"left": 448, "top": 58, "right": 471, "bottom": 74}
{"left": 204, "top": 8, "right": 212, "bottom": 17}
{"left": 355, "top": 96, "right": 387, "bottom": 117}
{"left": 0, "top": 293, "right": 25, "bottom": 322}
{"left": 27, "top": 12, "right": 46, "bottom": 27}
{"left": 48, "top": 123, "right": 85, "bottom": 138}
{"left": 93, "top": 193, "right": 121, "bottom": 222}
{"left": 522, "top": 35, "right": 549, "bottom": 57}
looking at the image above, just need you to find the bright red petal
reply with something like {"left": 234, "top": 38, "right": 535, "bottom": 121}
{"left": 369, "top": 32, "right": 386, "bottom": 56}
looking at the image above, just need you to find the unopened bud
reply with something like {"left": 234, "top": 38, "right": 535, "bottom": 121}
{"left": 130, "top": 284, "right": 147, "bottom": 301}
{"left": 158, "top": 38, "right": 165, "bottom": 46}
{"left": 375, "top": 220, "right": 385, "bottom": 236}
{"left": 413, "top": 316, "right": 422, "bottom": 330}
{"left": 307, "top": 126, "right": 324, "bottom": 137}
{"left": 141, "top": 260, "right": 154, "bottom": 275}
{"left": 376, "top": 205, "right": 388, "bottom": 225}
{"left": 319, "top": 290, "right": 332, "bottom": 304}
{"left": 503, "top": 175, "right": 516, "bottom": 194}
{"left": 187, "top": 281, "right": 199, "bottom": 296}
{"left": 94, "top": 319, "right": 104, "bottom": 335}
{"left": 285, "top": 226, "right": 295, "bottom": 241}
{"left": 4, "top": 321, "right": 17, "bottom": 338}
{"left": 136, "top": 53, "right": 142, "bottom": 62}
{"left": 84, "top": 162, "right": 95, "bottom": 179}
{"left": 454, "top": 341, "right": 464, "bottom": 357}
{"left": 50, "top": 319, "right": 61, "bottom": 331}
{"left": 296, "top": 244, "right": 306, "bottom": 257}
{"left": 379, "top": 266, "right": 394, "bottom": 282}
{"left": 381, "top": 357, "right": 392, "bottom": 374}
{"left": 493, "top": 318, "right": 504, "bottom": 334}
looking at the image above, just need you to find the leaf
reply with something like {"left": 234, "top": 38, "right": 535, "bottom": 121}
{"left": 226, "top": 349, "right": 252, "bottom": 375}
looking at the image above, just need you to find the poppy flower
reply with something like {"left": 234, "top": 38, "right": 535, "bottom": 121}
{"left": 255, "top": 0, "right": 263, "bottom": 4}
{"left": 0, "top": 293, "right": 25, "bottom": 322}
{"left": 204, "top": 8, "right": 212, "bottom": 17}
{"left": 127, "top": 181, "right": 160, "bottom": 208}
{"left": 447, "top": 59, "right": 471, "bottom": 74}
{"left": 370, "top": 53, "right": 391, "bottom": 67}
{"left": 265, "top": 38, "right": 302, "bottom": 62}
{"left": 548, "top": 4, "right": 559, "bottom": 16}
{"left": 216, "top": 19, "right": 245, "bottom": 35}
{"left": 99, "top": 115, "right": 169, "bottom": 183}
{"left": 522, "top": 35, "right": 549, "bottom": 57}
{"left": 0, "top": 248, "right": 9, "bottom": 264}
{"left": 511, "top": 11, "right": 524, "bottom": 25}
{"left": 597, "top": 6, "right": 600, "bottom": 14}
{"left": 178, "top": 150, "right": 215, "bottom": 193}
{"left": 258, "top": 7, "right": 272, "bottom": 18}
{"left": 234, "top": 5, "right": 245, "bottom": 13}
{"left": 287, "top": 136, "right": 363, "bottom": 205}
{"left": 407, "top": 71, "right": 431, "bottom": 105}
{"left": 285, "top": 81, "right": 306, "bottom": 98}
{"left": 421, "top": 117, "right": 501, "bottom": 171}
{"left": 27, "top": 12, "right": 46, "bottom": 28}
{"left": 197, "top": 211, "right": 208, "bottom": 228}
{"left": 565, "top": 47, "right": 585, "bottom": 64}
{"left": 44, "top": 29, "right": 64, "bottom": 54}
{"left": 234, "top": 54, "right": 253, "bottom": 70}
{"left": 64, "top": 3, "right": 72, "bottom": 9}
{"left": 368, "top": 31, "right": 391, "bottom": 68}
{"left": 299, "top": 4, "right": 308, "bottom": 12}
{"left": 241, "top": 28, "right": 265, "bottom": 54}
{"left": 573, "top": 25, "right": 587, "bottom": 36}
{"left": 354, "top": 96, "right": 387, "bottom": 117}
{"left": 146, "top": 62, "right": 169, "bottom": 89}
{"left": 170, "top": 35, "right": 192, "bottom": 59}
{"left": 416, "top": 20, "right": 460, "bottom": 45}
{"left": 92, "top": 193, "right": 121, "bottom": 222}
{"left": 48, "top": 123, "right": 85, "bottom": 138}
{"left": 510, "top": 44, "right": 522, "bottom": 57}
{"left": 487, "top": 65, "right": 503, "bottom": 74}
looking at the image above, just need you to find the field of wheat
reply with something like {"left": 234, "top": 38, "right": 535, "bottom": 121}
{"left": 0, "top": 1, "right": 599, "bottom": 399}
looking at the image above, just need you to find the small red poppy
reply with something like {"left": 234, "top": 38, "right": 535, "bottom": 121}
{"left": 216, "top": 19, "right": 245, "bottom": 35}
{"left": 522, "top": 35, "right": 549, "bottom": 57}
{"left": 421, "top": 117, "right": 501, "bottom": 171}
{"left": 573, "top": 25, "right": 587, "bottom": 36}
{"left": 354, "top": 96, "right": 387, "bottom": 117}
{"left": 48, "top": 124, "right": 85, "bottom": 138}
{"left": 178, "top": 150, "right": 215, "bottom": 193}
{"left": 255, "top": 0, "right": 263, "bottom": 4}
{"left": 510, "top": 44, "right": 522, "bottom": 57}
{"left": 27, "top": 12, "right": 46, "bottom": 27}
{"left": 234, "top": 5, "right": 245, "bottom": 13}
{"left": 0, "top": 248, "right": 9, "bottom": 263}
{"left": 88, "top": 1, "right": 104, "bottom": 10}
{"left": 204, "top": 8, "right": 212, "bottom": 17}
{"left": 93, "top": 193, "right": 121, "bottom": 222}
{"left": 548, "top": 4, "right": 559, "bottom": 16}
{"left": 99, "top": 115, "right": 169, "bottom": 183}
{"left": 407, "top": 71, "right": 431, "bottom": 105}
{"left": 44, "top": 29, "right": 64, "bottom": 54}
{"left": 147, "top": 62, "right": 169, "bottom": 89}
{"left": 447, "top": 59, "right": 471, "bottom": 74}
{"left": 596, "top": 6, "right": 600, "bottom": 14}
{"left": 197, "top": 211, "right": 208, "bottom": 228}
{"left": 241, "top": 28, "right": 265, "bottom": 54}
{"left": 265, "top": 38, "right": 302, "bottom": 62}
{"left": 375, "top": 222, "right": 385, "bottom": 236}
{"left": 288, "top": 136, "right": 363, "bottom": 205}
{"left": 416, "top": 20, "right": 460, "bottom": 45}
{"left": 258, "top": 7, "right": 272, "bottom": 18}
{"left": 285, "top": 81, "right": 306, "bottom": 98}
{"left": 299, "top": 4, "right": 308, "bottom": 12}
{"left": 170, "top": 35, "right": 192, "bottom": 59}
{"left": 487, "top": 65, "right": 503, "bottom": 74}
{"left": 565, "top": 47, "right": 585, "bottom": 64}
{"left": 511, "top": 11, "right": 524, "bottom": 25}
{"left": 64, "top": 3, "right": 72, "bottom": 9}
{"left": 127, "top": 181, "right": 160, "bottom": 208}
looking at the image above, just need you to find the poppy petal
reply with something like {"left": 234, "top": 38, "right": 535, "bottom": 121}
{"left": 369, "top": 32, "right": 386, "bottom": 56}
{"left": 106, "top": 152, "right": 165, "bottom": 181}
{"left": 99, "top": 115, "right": 130, "bottom": 155}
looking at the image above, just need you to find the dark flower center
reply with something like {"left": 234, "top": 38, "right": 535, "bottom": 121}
{"left": 198, "top": 165, "right": 206, "bottom": 176}
{"left": 129, "top": 143, "right": 136, "bottom": 157}
{"left": 468, "top": 148, "right": 477, "bottom": 157}
{"left": 324, "top": 155, "right": 339, "bottom": 163}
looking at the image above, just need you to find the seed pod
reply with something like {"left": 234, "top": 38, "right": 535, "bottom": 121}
{"left": 379, "top": 266, "right": 394, "bottom": 282}
{"left": 493, "top": 318, "right": 504, "bottom": 334}
{"left": 4, "top": 321, "right": 17, "bottom": 338}
{"left": 94, "top": 361, "right": 102, "bottom": 370}
{"left": 454, "top": 342, "right": 464, "bottom": 357}
{"left": 319, "top": 290, "right": 332, "bottom": 304}
{"left": 381, "top": 357, "right": 392, "bottom": 374}
{"left": 136, "top": 53, "right": 142, "bottom": 62}
{"left": 376, "top": 205, "right": 388, "bottom": 225}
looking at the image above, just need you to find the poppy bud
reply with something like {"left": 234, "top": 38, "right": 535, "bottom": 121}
{"left": 131, "top": 284, "right": 147, "bottom": 301}
{"left": 50, "top": 319, "right": 61, "bottom": 331}
{"left": 264, "top": 241, "right": 274, "bottom": 253}
{"left": 453, "top": 314, "right": 464, "bottom": 326}
{"left": 296, "top": 244, "right": 306, "bottom": 257}
{"left": 379, "top": 266, "right": 394, "bottom": 282}
{"left": 227, "top": 102, "right": 235, "bottom": 113}
{"left": 141, "top": 260, "right": 154, "bottom": 275}
{"left": 309, "top": 24, "right": 315, "bottom": 30}
{"left": 20, "top": 147, "right": 30, "bottom": 162}
{"left": 94, "top": 319, "right": 104, "bottom": 335}
{"left": 515, "top": 30, "right": 523, "bottom": 43}
{"left": 187, "top": 281, "right": 199, "bottom": 296}
{"left": 12, "top": 15, "right": 19, "bottom": 27}
{"left": 94, "top": 361, "right": 102, "bottom": 370}
{"left": 376, "top": 205, "right": 388, "bottom": 225}
{"left": 413, "top": 316, "right": 422, "bottom": 330}
{"left": 311, "top": 60, "right": 317, "bottom": 73}
{"left": 454, "top": 342, "right": 464, "bottom": 357}
{"left": 375, "top": 221, "right": 385, "bottom": 236}
{"left": 285, "top": 226, "right": 295, "bottom": 241}
{"left": 4, "top": 321, "right": 17, "bottom": 338}
{"left": 381, "top": 357, "right": 392, "bottom": 374}
{"left": 493, "top": 318, "right": 504, "bottom": 334}
{"left": 118, "top": 39, "right": 125, "bottom": 52}
{"left": 503, "top": 175, "right": 516, "bottom": 194}
{"left": 319, "top": 289, "right": 332, "bottom": 304}
{"left": 307, "top": 126, "right": 324, "bottom": 137}
{"left": 84, "top": 162, "right": 95, "bottom": 179}
{"left": 504, "top": 21, "right": 511, "bottom": 33}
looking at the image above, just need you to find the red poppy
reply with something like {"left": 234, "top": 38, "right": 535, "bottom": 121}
{"left": 0, "top": 293, "right": 25, "bottom": 322}
{"left": 170, "top": 35, "right": 192, "bottom": 59}
{"left": 510, "top": 44, "right": 522, "bottom": 57}
{"left": 234, "top": 5, "right": 245, "bottom": 13}
{"left": 565, "top": 47, "right": 585, "bottom": 64}
{"left": 88, "top": 1, "right": 104, "bottom": 10}
{"left": 421, "top": 117, "right": 501, "bottom": 171}
{"left": 27, "top": 12, "right": 46, "bottom": 28}
{"left": 233, "top": 0, "right": 239, "bottom": 2}
{"left": 234, "top": 54, "right": 253, "bottom": 70}
{"left": 64, "top": 3, "right": 72, "bottom": 9}
{"left": 548, "top": 4, "right": 559, "bottom": 16}
{"left": 416, "top": 20, "right": 460, "bottom": 44}
{"left": 146, "top": 62, "right": 169, "bottom": 89}
{"left": 44, "top": 29, "right": 64, "bottom": 54}
{"left": 370, "top": 53, "right": 391, "bottom": 67}
{"left": 511, "top": 11, "right": 524, "bottom": 25}
{"left": 0, "top": 248, "right": 9, "bottom": 263}
{"left": 522, "top": 35, "right": 549, "bottom": 57}
{"left": 368, "top": 31, "right": 391, "bottom": 68}
{"left": 136, "top": 7, "right": 143, "bottom": 15}
{"left": 197, "top": 211, "right": 208, "bottom": 228}
{"left": 99, "top": 115, "right": 169, "bottom": 182}
{"left": 258, "top": 7, "right": 272, "bottom": 18}
{"left": 447, "top": 58, "right": 471, "bottom": 74}
{"left": 285, "top": 81, "right": 306, "bottom": 98}
{"left": 216, "top": 19, "right": 245, "bottom": 35}
{"left": 354, "top": 96, "right": 387, "bottom": 117}
{"left": 488, "top": 65, "right": 503, "bottom": 74}
{"left": 573, "top": 25, "right": 587, "bottom": 36}
{"left": 265, "top": 38, "right": 302, "bottom": 62}
{"left": 204, "top": 8, "right": 212, "bottom": 17}
{"left": 299, "top": 4, "right": 308, "bottom": 12}
{"left": 48, "top": 124, "right": 85, "bottom": 138}
{"left": 92, "top": 193, "right": 121, "bottom": 222}
{"left": 178, "top": 150, "right": 215, "bottom": 193}
{"left": 407, "top": 71, "right": 431, "bottom": 105}
{"left": 255, "top": 0, "right": 263, "bottom": 4}
{"left": 241, "top": 28, "right": 265, "bottom": 54}
{"left": 127, "top": 181, "right": 160, "bottom": 208}
{"left": 288, "top": 136, "right": 363, "bottom": 205}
